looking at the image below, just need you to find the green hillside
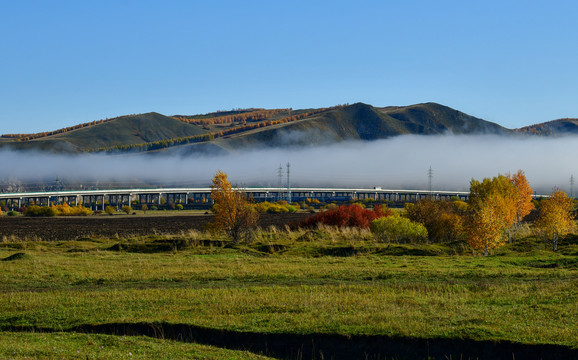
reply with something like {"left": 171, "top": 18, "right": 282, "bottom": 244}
{"left": 2, "top": 102, "right": 568, "bottom": 155}
{"left": 0, "top": 113, "right": 208, "bottom": 152}
{"left": 43, "top": 112, "right": 207, "bottom": 150}
{"left": 377, "top": 102, "right": 510, "bottom": 135}
{"left": 0, "top": 138, "right": 82, "bottom": 153}
{"left": 200, "top": 102, "right": 511, "bottom": 151}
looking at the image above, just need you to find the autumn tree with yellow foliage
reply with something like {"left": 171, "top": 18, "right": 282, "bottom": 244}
{"left": 467, "top": 174, "right": 517, "bottom": 255}
{"left": 535, "top": 189, "right": 575, "bottom": 251}
{"left": 209, "top": 170, "right": 259, "bottom": 243}
{"left": 508, "top": 170, "right": 535, "bottom": 230}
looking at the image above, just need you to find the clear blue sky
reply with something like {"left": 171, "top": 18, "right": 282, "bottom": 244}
{"left": 2, "top": 0, "right": 578, "bottom": 134}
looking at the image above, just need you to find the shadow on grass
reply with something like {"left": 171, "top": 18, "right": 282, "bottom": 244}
{"left": 5, "top": 322, "right": 578, "bottom": 360}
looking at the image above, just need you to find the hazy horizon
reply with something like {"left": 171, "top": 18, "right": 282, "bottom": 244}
{"left": 1, "top": 134, "right": 576, "bottom": 195}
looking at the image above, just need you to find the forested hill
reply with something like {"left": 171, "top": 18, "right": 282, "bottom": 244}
{"left": 0, "top": 102, "right": 570, "bottom": 154}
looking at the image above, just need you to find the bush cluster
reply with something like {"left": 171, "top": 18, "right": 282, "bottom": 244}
{"left": 254, "top": 201, "right": 298, "bottom": 214}
{"left": 405, "top": 199, "right": 465, "bottom": 243}
{"left": 24, "top": 204, "right": 92, "bottom": 217}
{"left": 52, "top": 203, "right": 93, "bottom": 216}
{"left": 300, "top": 204, "right": 390, "bottom": 229}
{"left": 371, "top": 214, "right": 428, "bottom": 243}
{"left": 23, "top": 205, "right": 57, "bottom": 217}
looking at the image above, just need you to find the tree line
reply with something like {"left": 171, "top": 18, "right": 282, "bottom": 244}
{"left": 90, "top": 133, "right": 216, "bottom": 153}
{"left": 208, "top": 170, "right": 575, "bottom": 253}
{"left": 173, "top": 109, "right": 290, "bottom": 125}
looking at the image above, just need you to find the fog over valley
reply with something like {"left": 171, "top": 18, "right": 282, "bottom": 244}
{"left": 2, "top": 135, "right": 577, "bottom": 194}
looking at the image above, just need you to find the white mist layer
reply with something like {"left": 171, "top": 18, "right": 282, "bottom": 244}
{"left": 1, "top": 135, "right": 577, "bottom": 194}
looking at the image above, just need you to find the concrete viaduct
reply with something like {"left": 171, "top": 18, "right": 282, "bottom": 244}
{"left": 0, "top": 187, "right": 470, "bottom": 211}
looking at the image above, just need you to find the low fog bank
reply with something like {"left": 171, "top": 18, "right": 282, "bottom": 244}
{"left": 1, "top": 135, "right": 577, "bottom": 194}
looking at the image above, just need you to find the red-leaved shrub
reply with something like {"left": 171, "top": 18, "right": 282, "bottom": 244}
{"left": 300, "top": 204, "right": 391, "bottom": 229}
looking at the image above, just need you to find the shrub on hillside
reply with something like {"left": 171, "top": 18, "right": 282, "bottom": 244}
{"left": 300, "top": 204, "right": 390, "bottom": 229}
{"left": 371, "top": 215, "right": 428, "bottom": 243}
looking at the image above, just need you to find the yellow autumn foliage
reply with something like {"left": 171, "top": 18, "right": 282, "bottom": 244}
{"left": 535, "top": 189, "right": 575, "bottom": 251}
{"left": 468, "top": 174, "right": 517, "bottom": 255}
{"left": 209, "top": 170, "right": 259, "bottom": 243}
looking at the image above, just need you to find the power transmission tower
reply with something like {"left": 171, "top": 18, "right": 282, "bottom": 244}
{"left": 277, "top": 164, "right": 284, "bottom": 201}
{"left": 286, "top": 163, "right": 291, "bottom": 203}
{"left": 54, "top": 177, "right": 63, "bottom": 192}
{"left": 427, "top": 166, "right": 433, "bottom": 198}
{"left": 571, "top": 174, "right": 575, "bottom": 198}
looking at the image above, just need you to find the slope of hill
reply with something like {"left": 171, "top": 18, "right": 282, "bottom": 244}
{"left": 1, "top": 112, "right": 208, "bottom": 152}
{"left": 3, "top": 102, "right": 573, "bottom": 155}
{"left": 0, "top": 138, "right": 82, "bottom": 153}
{"left": 516, "top": 118, "right": 578, "bottom": 136}
{"left": 190, "top": 102, "right": 511, "bottom": 152}
{"left": 377, "top": 102, "right": 510, "bottom": 135}
{"left": 46, "top": 112, "right": 209, "bottom": 150}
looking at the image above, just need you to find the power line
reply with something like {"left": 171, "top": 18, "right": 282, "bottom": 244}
{"left": 286, "top": 162, "right": 291, "bottom": 203}
{"left": 427, "top": 166, "right": 433, "bottom": 197}
{"left": 277, "top": 164, "right": 283, "bottom": 201}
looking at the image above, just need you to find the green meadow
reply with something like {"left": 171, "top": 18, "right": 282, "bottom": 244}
{"left": 1, "top": 227, "right": 577, "bottom": 359}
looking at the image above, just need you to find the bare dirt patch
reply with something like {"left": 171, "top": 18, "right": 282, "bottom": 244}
{"left": 0, "top": 213, "right": 309, "bottom": 241}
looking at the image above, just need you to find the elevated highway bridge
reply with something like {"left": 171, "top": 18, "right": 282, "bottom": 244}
{"left": 0, "top": 187, "right": 470, "bottom": 210}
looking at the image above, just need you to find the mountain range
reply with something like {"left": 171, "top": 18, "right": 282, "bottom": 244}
{"left": 1, "top": 102, "right": 577, "bottom": 155}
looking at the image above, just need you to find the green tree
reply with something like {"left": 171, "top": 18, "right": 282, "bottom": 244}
{"left": 209, "top": 170, "right": 259, "bottom": 243}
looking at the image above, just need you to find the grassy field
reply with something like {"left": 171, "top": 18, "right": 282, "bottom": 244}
{"left": 0, "top": 227, "right": 577, "bottom": 359}
{"left": 0, "top": 332, "right": 273, "bottom": 360}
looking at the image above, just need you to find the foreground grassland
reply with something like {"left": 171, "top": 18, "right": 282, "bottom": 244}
{"left": 0, "top": 229, "right": 577, "bottom": 358}
{"left": 0, "top": 332, "right": 273, "bottom": 360}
